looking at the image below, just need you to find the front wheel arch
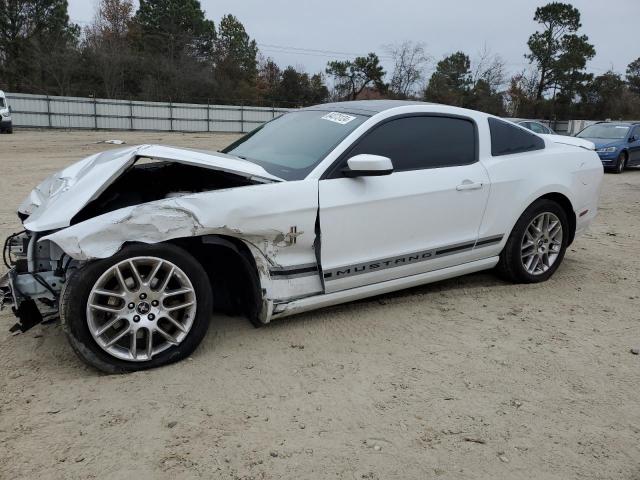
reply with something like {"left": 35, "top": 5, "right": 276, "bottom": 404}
{"left": 168, "top": 235, "right": 264, "bottom": 327}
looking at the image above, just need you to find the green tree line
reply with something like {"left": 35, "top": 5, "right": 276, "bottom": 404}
{"left": 1, "top": 0, "right": 638, "bottom": 118}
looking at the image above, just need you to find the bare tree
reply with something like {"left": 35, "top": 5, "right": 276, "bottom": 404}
{"left": 83, "top": 0, "right": 134, "bottom": 98}
{"left": 505, "top": 67, "right": 539, "bottom": 117}
{"left": 386, "top": 41, "right": 430, "bottom": 98}
{"left": 95, "top": 0, "right": 133, "bottom": 38}
{"left": 472, "top": 45, "right": 506, "bottom": 92}
{"left": 35, "top": 28, "right": 81, "bottom": 96}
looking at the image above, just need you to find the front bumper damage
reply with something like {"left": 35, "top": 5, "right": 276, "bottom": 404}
{"left": 0, "top": 271, "right": 12, "bottom": 310}
{"left": 2, "top": 231, "right": 75, "bottom": 333}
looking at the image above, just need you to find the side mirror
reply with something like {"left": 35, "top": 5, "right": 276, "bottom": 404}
{"left": 7, "top": 106, "right": 11, "bottom": 114}
{"left": 342, "top": 154, "right": 393, "bottom": 178}
{"left": 629, "top": 136, "right": 637, "bottom": 143}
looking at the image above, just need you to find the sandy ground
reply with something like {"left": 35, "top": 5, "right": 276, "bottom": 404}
{"left": 0, "top": 129, "right": 639, "bottom": 480}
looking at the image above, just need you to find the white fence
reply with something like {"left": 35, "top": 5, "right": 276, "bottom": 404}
{"left": 5, "top": 92, "right": 292, "bottom": 133}
{"left": 5, "top": 92, "right": 627, "bottom": 136}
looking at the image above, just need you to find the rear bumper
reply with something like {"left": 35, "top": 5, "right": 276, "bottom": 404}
{"left": 575, "top": 208, "right": 598, "bottom": 239}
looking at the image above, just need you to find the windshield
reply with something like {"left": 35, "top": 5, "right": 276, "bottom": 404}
{"left": 222, "top": 110, "right": 368, "bottom": 180}
{"left": 0, "top": 98, "right": 5, "bottom": 108}
{"left": 577, "top": 124, "right": 629, "bottom": 140}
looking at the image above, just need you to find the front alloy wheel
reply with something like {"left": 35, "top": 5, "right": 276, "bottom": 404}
{"left": 86, "top": 257, "right": 197, "bottom": 362}
{"left": 61, "top": 244, "right": 212, "bottom": 373}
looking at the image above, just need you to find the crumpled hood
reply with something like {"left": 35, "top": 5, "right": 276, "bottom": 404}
{"left": 542, "top": 134, "right": 595, "bottom": 151}
{"left": 19, "top": 144, "right": 282, "bottom": 232}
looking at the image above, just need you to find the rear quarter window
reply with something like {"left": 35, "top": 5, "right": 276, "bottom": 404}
{"left": 489, "top": 118, "right": 545, "bottom": 157}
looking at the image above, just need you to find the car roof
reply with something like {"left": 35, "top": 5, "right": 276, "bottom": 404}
{"left": 510, "top": 119, "right": 545, "bottom": 125}
{"left": 302, "top": 100, "right": 435, "bottom": 116}
{"left": 592, "top": 121, "right": 639, "bottom": 127}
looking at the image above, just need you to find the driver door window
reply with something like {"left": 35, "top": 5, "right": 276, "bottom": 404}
{"left": 328, "top": 116, "right": 477, "bottom": 177}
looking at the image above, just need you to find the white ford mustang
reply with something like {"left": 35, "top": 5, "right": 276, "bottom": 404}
{"left": 1, "top": 101, "right": 603, "bottom": 372}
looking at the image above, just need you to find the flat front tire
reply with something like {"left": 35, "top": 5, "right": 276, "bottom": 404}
{"left": 60, "top": 243, "right": 212, "bottom": 373}
{"left": 497, "top": 199, "right": 569, "bottom": 284}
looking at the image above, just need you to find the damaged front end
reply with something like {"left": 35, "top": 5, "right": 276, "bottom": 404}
{"left": 2, "top": 230, "right": 77, "bottom": 333}
{"left": 1, "top": 144, "right": 286, "bottom": 333}
{"left": 2, "top": 143, "right": 322, "bottom": 335}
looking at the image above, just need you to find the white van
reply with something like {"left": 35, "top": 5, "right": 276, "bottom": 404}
{"left": 0, "top": 90, "right": 13, "bottom": 134}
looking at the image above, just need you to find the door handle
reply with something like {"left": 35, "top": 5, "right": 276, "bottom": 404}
{"left": 456, "top": 181, "right": 483, "bottom": 191}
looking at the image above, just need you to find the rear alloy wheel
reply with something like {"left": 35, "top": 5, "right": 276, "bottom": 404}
{"left": 61, "top": 244, "right": 212, "bottom": 373}
{"left": 520, "top": 212, "right": 563, "bottom": 276}
{"left": 497, "top": 199, "right": 569, "bottom": 283}
{"left": 613, "top": 152, "right": 626, "bottom": 174}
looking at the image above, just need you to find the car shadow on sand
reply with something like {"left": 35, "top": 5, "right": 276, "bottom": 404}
{"left": 8, "top": 251, "right": 588, "bottom": 376}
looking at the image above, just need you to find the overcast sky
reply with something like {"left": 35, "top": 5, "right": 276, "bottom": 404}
{"left": 68, "top": 0, "right": 637, "bottom": 82}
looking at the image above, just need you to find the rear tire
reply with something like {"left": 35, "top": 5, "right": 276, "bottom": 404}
{"left": 497, "top": 199, "right": 569, "bottom": 284}
{"left": 60, "top": 243, "right": 212, "bottom": 373}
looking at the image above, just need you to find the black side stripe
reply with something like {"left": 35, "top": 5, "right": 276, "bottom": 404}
{"left": 435, "top": 241, "right": 477, "bottom": 256}
{"left": 323, "top": 235, "right": 505, "bottom": 281}
{"left": 269, "top": 264, "right": 319, "bottom": 279}
{"left": 475, "top": 235, "right": 504, "bottom": 247}
{"left": 269, "top": 235, "right": 505, "bottom": 281}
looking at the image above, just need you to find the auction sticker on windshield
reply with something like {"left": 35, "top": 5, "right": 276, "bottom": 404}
{"left": 321, "top": 112, "right": 357, "bottom": 125}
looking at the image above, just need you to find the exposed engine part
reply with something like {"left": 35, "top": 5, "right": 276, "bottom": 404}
{"left": 72, "top": 160, "right": 258, "bottom": 225}
{"left": 2, "top": 231, "right": 75, "bottom": 333}
{"left": 3, "top": 230, "right": 27, "bottom": 269}
{"left": 5, "top": 231, "right": 70, "bottom": 273}
{"left": 10, "top": 299, "right": 44, "bottom": 333}
{"left": 0, "top": 271, "right": 12, "bottom": 310}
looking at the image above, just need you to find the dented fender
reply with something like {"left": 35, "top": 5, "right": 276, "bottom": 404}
{"left": 42, "top": 179, "right": 319, "bottom": 262}
{"left": 39, "top": 179, "right": 324, "bottom": 320}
